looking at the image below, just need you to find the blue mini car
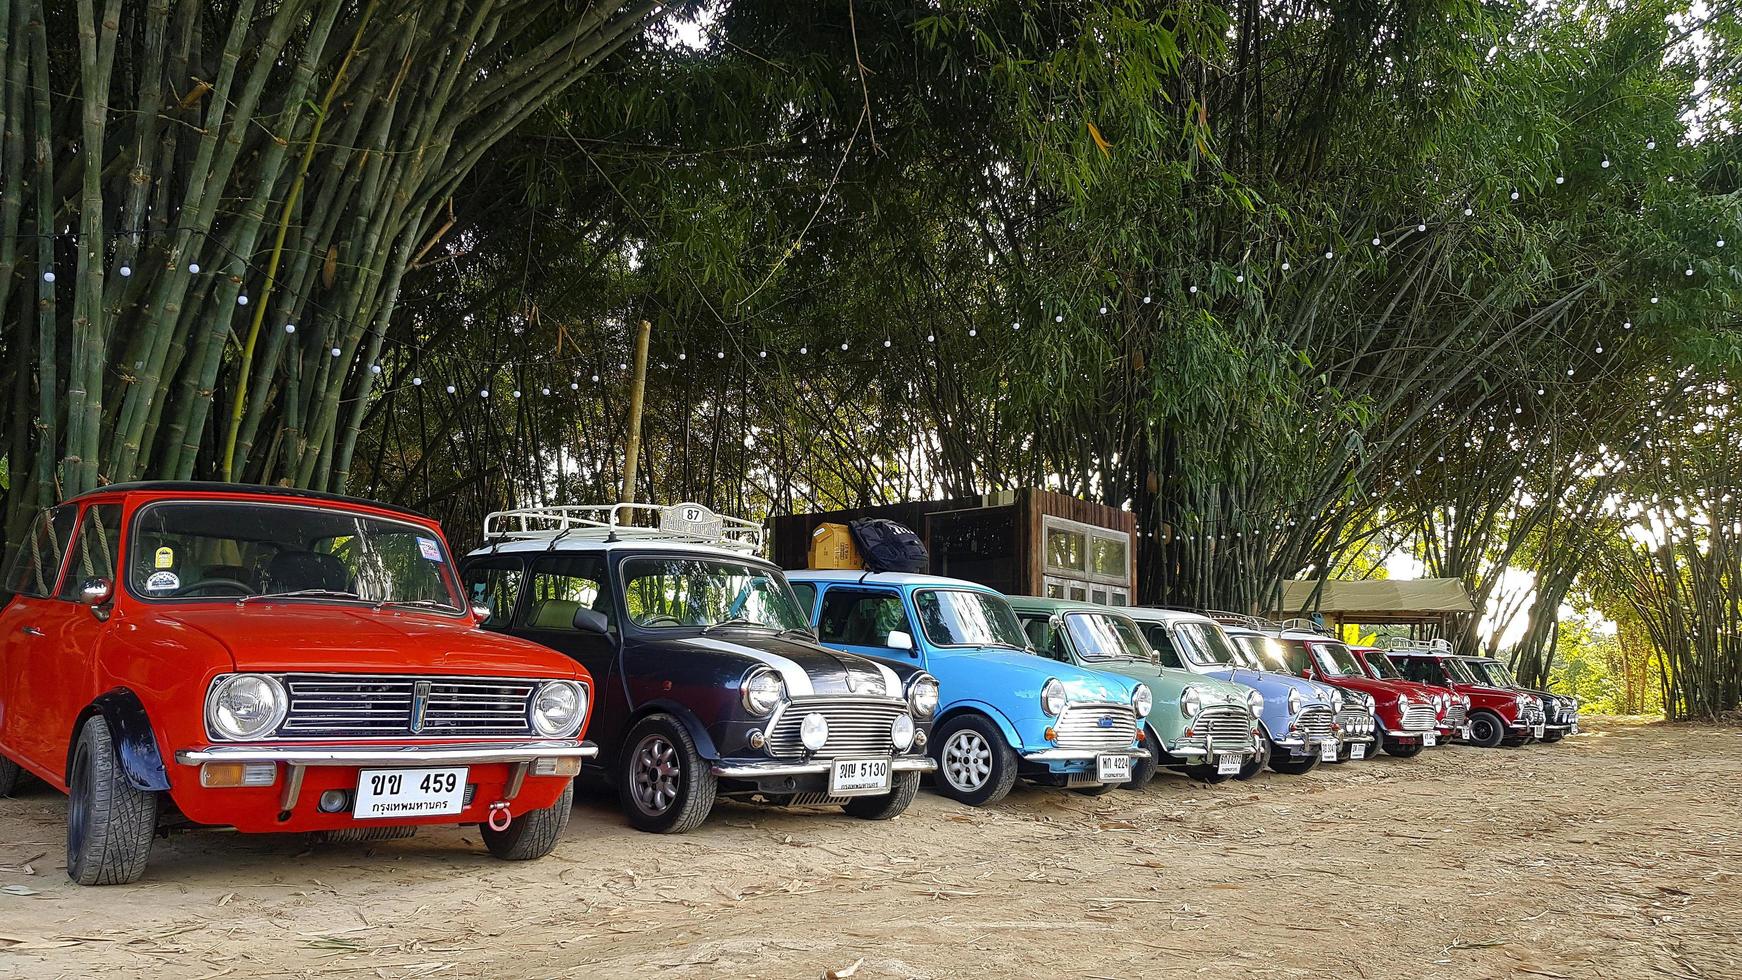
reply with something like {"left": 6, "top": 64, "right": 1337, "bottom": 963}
{"left": 788, "top": 571, "right": 1152, "bottom": 806}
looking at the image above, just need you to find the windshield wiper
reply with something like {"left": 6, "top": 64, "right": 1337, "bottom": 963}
{"left": 778, "top": 626, "right": 817, "bottom": 640}
{"left": 377, "top": 598, "right": 459, "bottom": 612}
{"left": 238, "top": 589, "right": 365, "bottom": 605}
{"left": 701, "top": 616, "right": 771, "bottom": 635}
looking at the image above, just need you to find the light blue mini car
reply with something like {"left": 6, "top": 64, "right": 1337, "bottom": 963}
{"left": 788, "top": 571, "right": 1153, "bottom": 806}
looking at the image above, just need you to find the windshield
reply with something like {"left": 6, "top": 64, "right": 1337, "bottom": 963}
{"left": 1471, "top": 661, "right": 1514, "bottom": 687}
{"left": 1063, "top": 612, "right": 1154, "bottom": 663}
{"left": 620, "top": 557, "right": 809, "bottom": 631}
{"left": 1233, "top": 635, "right": 1290, "bottom": 672}
{"left": 128, "top": 500, "right": 462, "bottom": 610}
{"left": 1227, "top": 642, "right": 1263, "bottom": 670}
{"left": 1173, "top": 622, "right": 1239, "bottom": 666}
{"left": 1442, "top": 657, "right": 1481, "bottom": 684}
{"left": 1308, "top": 642, "right": 1365, "bottom": 677}
{"left": 913, "top": 589, "right": 1028, "bottom": 649}
{"left": 1362, "top": 650, "right": 1404, "bottom": 679}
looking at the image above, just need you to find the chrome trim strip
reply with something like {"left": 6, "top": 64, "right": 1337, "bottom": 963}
{"left": 1020, "top": 748, "right": 1145, "bottom": 762}
{"left": 176, "top": 740, "right": 596, "bottom": 766}
{"left": 711, "top": 756, "right": 936, "bottom": 778}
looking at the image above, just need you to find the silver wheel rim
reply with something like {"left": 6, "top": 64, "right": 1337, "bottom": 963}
{"left": 630, "top": 734, "right": 681, "bottom": 816}
{"left": 942, "top": 729, "right": 993, "bottom": 793}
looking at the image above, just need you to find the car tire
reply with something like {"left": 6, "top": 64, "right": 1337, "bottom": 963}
{"left": 619, "top": 714, "right": 716, "bottom": 834}
{"left": 1267, "top": 748, "right": 1320, "bottom": 775}
{"left": 931, "top": 713, "right": 1018, "bottom": 807}
{"left": 1383, "top": 738, "right": 1425, "bottom": 758}
{"left": 66, "top": 716, "right": 159, "bottom": 886}
{"left": 1124, "top": 738, "right": 1160, "bottom": 790}
{"left": 482, "top": 779, "right": 574, "bottom": 860}
{"left": 1466, "top": 711, "right": 1505, "bottom": 748}
{"left": 1335, "top": 742, "right": 1354, "bottom": 763}
{"left": 1183, "top": 763, "right": 1237, "bottom": 784}
{"left": 0, "top": 754, "right": 21, "bottom": 797}
{"left": 1541, "top": 730, "right": 1565, "bottom": 744}
{"left": 1235, "top": 733, "right": 1273, "bottom": 781}
{"left": 842, "top": 771, "right": 920, "bottom": 820}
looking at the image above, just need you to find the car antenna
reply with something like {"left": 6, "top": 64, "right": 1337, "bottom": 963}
{"left": 544, "top": 527, "right": 572, "bottom": 552}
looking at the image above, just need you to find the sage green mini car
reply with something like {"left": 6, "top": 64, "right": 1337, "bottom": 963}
{"left": 1005, "top": 597, "right": 1262, "bottom": 784}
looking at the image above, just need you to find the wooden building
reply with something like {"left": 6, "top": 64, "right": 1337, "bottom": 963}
{"left": 768, "top": 489, "right": 1138, "bottom": 604}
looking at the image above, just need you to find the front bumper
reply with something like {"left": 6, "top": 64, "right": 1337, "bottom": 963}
{"left": 176, "top": 740, "right": 597, "bottom": 767}
{"left": 712, "top": 756, "right": 937, "bottom": 779}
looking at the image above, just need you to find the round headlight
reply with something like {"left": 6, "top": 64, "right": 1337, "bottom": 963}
{"left": 1132, "top": 684, "right": 1153, "bottom": 718}
{"left": 1286, "top": 688, "right": 1303, "bottom": 716}
{"left": 1041, "top": 678, "right": 1068, "bottom": 717}
{"left": 800, "top": 712, "right": 829, "bottom": 752}
{"left": 531, "top": 680, "right": 586, "bottom": 737}
{"left": 1180, "top": 685, "right": 1204, "bottom": 718}
{"left": 891, "top": 713, "right": 915, "bottom": 751}
{"left": 908, "top": 673, "right": 940, "bottom": 719}
{"left": 742, "top": 667, "right": 786, "bottom": 716}
{"left": 1244, "top": 689, "right": 1264, "bottom": 717}
{"left": 1396, "top": 694, "right": 1408, "bottom": 713}
{"left": 1331, "top": 689, "right": 1345, "bottom": 712}
{"left": 207, "top": 674, "right": 287, "bottom": 740}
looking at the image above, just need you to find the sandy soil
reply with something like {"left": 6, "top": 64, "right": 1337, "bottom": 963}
{"left": 0, "top": 717, "right": 1737, "bottom": 980}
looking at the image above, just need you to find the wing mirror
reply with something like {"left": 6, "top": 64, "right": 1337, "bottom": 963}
{"left": 572, "top": 608, "right": 611, "bottom": 636}
{"left": 887, "top": 629, "right": 915, "bottom": 652}
{"left": 471, "top": 602, "right": 493, "bottom": 625}
{"left": 81, "top": 578, "right": 114, "bottom": 621}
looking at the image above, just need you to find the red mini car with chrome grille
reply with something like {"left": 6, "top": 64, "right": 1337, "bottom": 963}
{"left": 1349, "top": 645, "right": 1469, "bottom": 745}
{"left": 0, "top": 483, "right": 596, "bottom": 885}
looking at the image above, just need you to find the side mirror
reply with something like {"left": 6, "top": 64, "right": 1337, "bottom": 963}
{"left": 572, "top": 608, "right": 611, "bottom": 635}
{"left": 80, "top": 577, "right": 113, "bottom": 607}
{"left": 887, "top": 629, "right": 915, "bottom": 652}
{"left": 471, "top": 603, "right": 493, "bottom": 625}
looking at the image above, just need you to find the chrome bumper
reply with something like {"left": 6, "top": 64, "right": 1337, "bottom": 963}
{"left": 175, "top": 740, "right": 597, "bottom": 767}
{"left": 712, "top": 756, "right": 936, "bottom": 779}
{"left": 1021, "top": 748, "right": 1146, "bottom": 763}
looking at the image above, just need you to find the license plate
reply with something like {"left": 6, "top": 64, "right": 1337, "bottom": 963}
{"left": 829, "top": 758, "right": 892, "bottom": 796}
{"left": 353, "top": 767, "right": 467, "bottom": 820}
{"left": 1460, "top": 725, "right": 1471, "bottom": 740}
{"left": 1319, "top": 741, "right": 1337, "bottom": 762}
{"left": 1216, "top": 753, "right": 1242, "bottom": 775}
{"left": 1350, "top": 743, "right": 1366, "bottom": 760}
{"left": 1096, "top": 753, "right": 1131, "bottom": 783}
{"left": 1423, "top": 732, "right": 1436, "bottom": 747}
{"left": 1533, "top": 724, "right": 1545, "bottom": 738}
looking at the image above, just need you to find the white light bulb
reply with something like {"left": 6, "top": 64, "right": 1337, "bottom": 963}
{"left": 1011, "top": 322, "right": 1020, "bottom": 331}
{"left": 284, "top": 324, "right": 296, "bottom": 334}
{"left": 237, "top": 295, "right": 248, "bottom": 305}
{"left": 1666, "top": 175, "right": 1675, "bottom": 183}
{"left": 883, "top": 339, "right": 891, "bottom": 347}
{"left": 1685, "top": 268, "right": 1693, "bottom": 276}
{"left": 1281, "top": 261, "right": 1290, "bottom": 271}
{"left": 413, "top": 377, "right": 423, "bottom": 386}
{"left": 926, "top": 334, "right": 935, "bottom": 342}
{"left": 481, "top": 389, "right": 489, "bottom": 398}
{"left": 369, "top": 364, "right": 381, "bottom": 374}
{"left": 446, "top": 385, "right": 456, "bottom": 394}
{"left": 799, "top": 346, "right": 807, "bottom": 355}
{"left": 42, "top": 271, "right": 55, "bottom": 283}
{"left": 1596, "top": 346, "right": 1604, "bottom": 354}
{"left": 1143, "top": 295, "right": 1152, "bottom": 303}
{"left": 1646, "top": 139, "right": 1656, "bottom": 150}
{"left": 1054, "top": 314, "right": 1063, "bottom": 322}
{"left": 591, "top": 374, "right": 600, "bottom": 382}
{"left": 678, "top": 352, "right": 687, "bottom": 361}
{"left": 716, "top": 351, "right": 725, "bottom": 359}
{"left": 1099, "top": 306, "right": 1107, "bottom": 314}
{"left": 840, "top": 342, "right": 848, "bottom": 350}
{"left": 759, "top": 350, "right": 767, "bottom": 358}
{"left": 119, "top": 265, "right": 131, "bottom": 277}
{"left": 512, "top": 390, "right": 521, "bottom": 398}
{"left": 1510, "top": 190, "right": 1519, "bottom": 200}
{"left": 1417, "top": 223, "right": 1426, "bottom": 232}
{"left": 330, "top": 347, "right": 341, "bottom": 357}
{"left": 1718, "top": 239, "right": 1727, "bottom": 248}
{"left": 541, "top": 387, "right": 550, "bottom": 395}
{"left": 1324, "top": 251, "right": 1334, "bottom": 259}
{"left": 1555, "top": 175, "right": 1565, "bottom": 184}
{"left": 1236, "top": 274, "right": 1244, "bottom": 283}
{"left": 1189, "top": 285, "right": 1198, "bottom": 293}
{"left": 1624, "top": 322, "right": 1631, "bottom": 330}
{"left": 1601, "top": 158, "right": 1611, "bottom": 168}
{"left": 188, "top": 263, "right": 200, "bottom": 273}
{"left": 968, "top": 328, "right": 977, "bottom": 337}
{"left": 1371, "top": 236, "right": 1381, "bottom": 245}
{"left": 1463, "top": 207, "right": 1473, "bottom": 216}
{"left": 570, "top": 382, "right": 579, "bottom": 390}
{"left": 1650, "top": 296, "right": 1659, "bottom": 304}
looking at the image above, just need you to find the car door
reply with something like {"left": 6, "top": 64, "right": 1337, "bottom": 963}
{"left": 32, "top": 504, "right": 122, "bottom": 773}
{"left": 0, "top": 504, "right": 79, "bottom": 773}
{"left": 516, "top": 554, "right": 624, "bottom": 758}
{"left": 814, "top": 586, "right": 918, "bottom": 668}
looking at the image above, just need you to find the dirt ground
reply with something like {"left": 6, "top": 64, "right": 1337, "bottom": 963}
{"left": 0, "top": 717, "right": 1737, "bottom": 980}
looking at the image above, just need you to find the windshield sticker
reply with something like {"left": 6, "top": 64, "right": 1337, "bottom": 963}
{"left": 154, "top": 546, "right": 175, "bottom": 569}
{"left": 417, "top": 537, "right": 442, "bottom": 562}
{"left": 145, "top": 570, "right": 180, "bottom": 592}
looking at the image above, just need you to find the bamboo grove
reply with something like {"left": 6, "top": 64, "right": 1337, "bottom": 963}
{"left": 3, "top": 1, "right": 1741, "bottom": 713}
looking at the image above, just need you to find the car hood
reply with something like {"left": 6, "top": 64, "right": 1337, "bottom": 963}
{"left": 1090, "top": 659, "right": 1248, "bottom": 706}
{"left": 1206, "top": 666, "right": 1336, "bottom": 706}
{"left": 671, "top": 632, "right": 906, "bottom": 697}
{"left": 1459, "top": 682, "right": 1527, "bottom": 702}
{"left": 1318, "top": 674, "right": 1431, "bottom": 703}
{"left": 152, "top": 604, "right": 581, "bottom": 679}
{"left": 929, "top": 646, "right": 1139, "bottom": 703}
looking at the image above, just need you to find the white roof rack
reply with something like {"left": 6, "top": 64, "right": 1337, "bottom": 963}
{"left": 482, "top": 502, "right": 764, "bottom": 554}
{"left": 1382, "top": 636, "right": 1454, "bottom": 653}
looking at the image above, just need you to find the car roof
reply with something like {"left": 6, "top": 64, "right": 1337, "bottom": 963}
{"left": 1002, "top": 595, "right": 1138, "bottom": 617}
{"left": 784, "top": 569, "right": 1000, "bottom": 591}
{"left": 467, "top": 538, "right": 774, "bottom": 562}
{"left": 66, "top": 480, "right": 432, "bottom": 521}
{"left": 1120, "top": 606, "right": 1219, "bottom": 627}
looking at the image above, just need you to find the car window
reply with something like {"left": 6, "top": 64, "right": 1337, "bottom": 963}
{"left": 1173, "top": 622, "right": 1238, "bottom": 666}
{"left": 620, "top": 557, "right": 810, "bottom": 631}
{"left": 464, "top": 562, "right": 523, "bottom": 628}
{"left": 1141, "top": 623, "right": 1186, "bottom": 669}
{"left": 1274, "top": 638, "right": 1314, "bottom": 674}
{"left": 1018, "top": 615, "right": 1070, "bottom": 662}
{"left": 1362, "top": 650, "right": 1404, "bottom": 679}
{"left": 57, "top": 504, "right": 123, "bottom": 600}
{"left": 912, "top": 589, "right": 1027, "bottom": 649}
{"left": 1441, "top": 657, "right": 1480, "bottom": 684}
{"left": 789, "top": 582, "right": 817, "bottom": 616}
{"left": 1395, "top": 657, "right": 1438, "bottom": 685}
{"left": 1063, "top": 612, "right": 1152, "bottom": 662}
{"left": 4, "top": 504, "right": 76, "bottom": 598}
{"left": 817, "top": 589, "right": 912, "bottom": 649}
{"left": 1309, "top": 642, "right": 1364, "bottom": 677}
{"left": 520, "top": 556, "right": 609, "bottom": 631}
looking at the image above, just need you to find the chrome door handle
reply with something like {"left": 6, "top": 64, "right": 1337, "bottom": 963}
{"left": 19, "top": 626, "right": 43, "bottom": 636}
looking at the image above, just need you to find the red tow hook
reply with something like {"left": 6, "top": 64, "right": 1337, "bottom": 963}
{"left": 487, "top": 802, "right": 513, "bottom": 831}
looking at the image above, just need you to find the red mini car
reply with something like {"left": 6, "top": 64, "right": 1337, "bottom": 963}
{"left": 1385, "top": 641, "right": 1545, "bottom": 748}
{"left": 0, "top": 483, "right": 596, "bottom": 885}
{"left": 1349, "top": 645, "right": 1469, "bottom": 745}
{"left": 1242, "top": 625, "right": 1442, "bottom": 758}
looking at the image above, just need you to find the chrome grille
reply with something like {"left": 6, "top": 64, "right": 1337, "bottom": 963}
{"left": 1055, "top": 703, "right": 1141, "bottom": 751}
{"left": 1401, "top": 704, "right": 1438, "bottom": 732}
{"left": 766, "top": 697, "right": 905, "bottom": 758}
{"left": 1298, "top": 705, "right": 1335, "bottom": 740}
{"left": 277, "top": 674, "right": 536, "bottom": 739}
{"left": 1334, "top": 707, "right": 1370, "bottom": 732}
{"left": 1444, "top": 704, "right": 1467, "bottom": 728}
{"left": 1192, "top": 706, "right": 1251, "bottom": 753}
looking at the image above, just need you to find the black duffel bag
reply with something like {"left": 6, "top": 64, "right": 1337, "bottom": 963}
{"left": 847, "top": 518, "right": 929, "bottom": 573}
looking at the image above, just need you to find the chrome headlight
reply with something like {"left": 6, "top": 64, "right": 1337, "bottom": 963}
{"left": 1041, "top": 678, "right": 1068, "bottom": 716}
{"left": 742, "top": 667, "right": 787, "bottom": 715}
{"left": 891, "top": 713, "right": 916, "bottom": 751}
{"left": 1244, "top": 689, "right": 1264, "bottom": 717}
{"left": 1286, "top": 688, "right": 1303, "bottom": 716}
{"left": 907, "top": 673, "right": 940, "bottom": 719}
{"left": 1180, "top": 685, "right": 1204, "bottom": 718}
{"left": 1132, "top": 684, "right": 1153, "bottom": 719}
{"left": 1396, "top": 694, "right": 1408, "bottom": 713}
{"left": 206, "top": 673, "right": 288, "bottom": 740}
{"left": 531, "top": 680, "right": 586, "bottom": 737}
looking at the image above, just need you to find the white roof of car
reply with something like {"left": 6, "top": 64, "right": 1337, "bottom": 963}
{"left": 785, "top": 569, "right": 997, "bottom": 591}
{"left": 1121, "top": 607, "right": 1219, "bottom": 627}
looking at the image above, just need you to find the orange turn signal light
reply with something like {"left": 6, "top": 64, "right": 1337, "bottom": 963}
{"left": 1043, "top": 726, "right": 1057, "bottom": 741}
{"left": 200, "top": 762, "right": 276, "bottom": 787}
